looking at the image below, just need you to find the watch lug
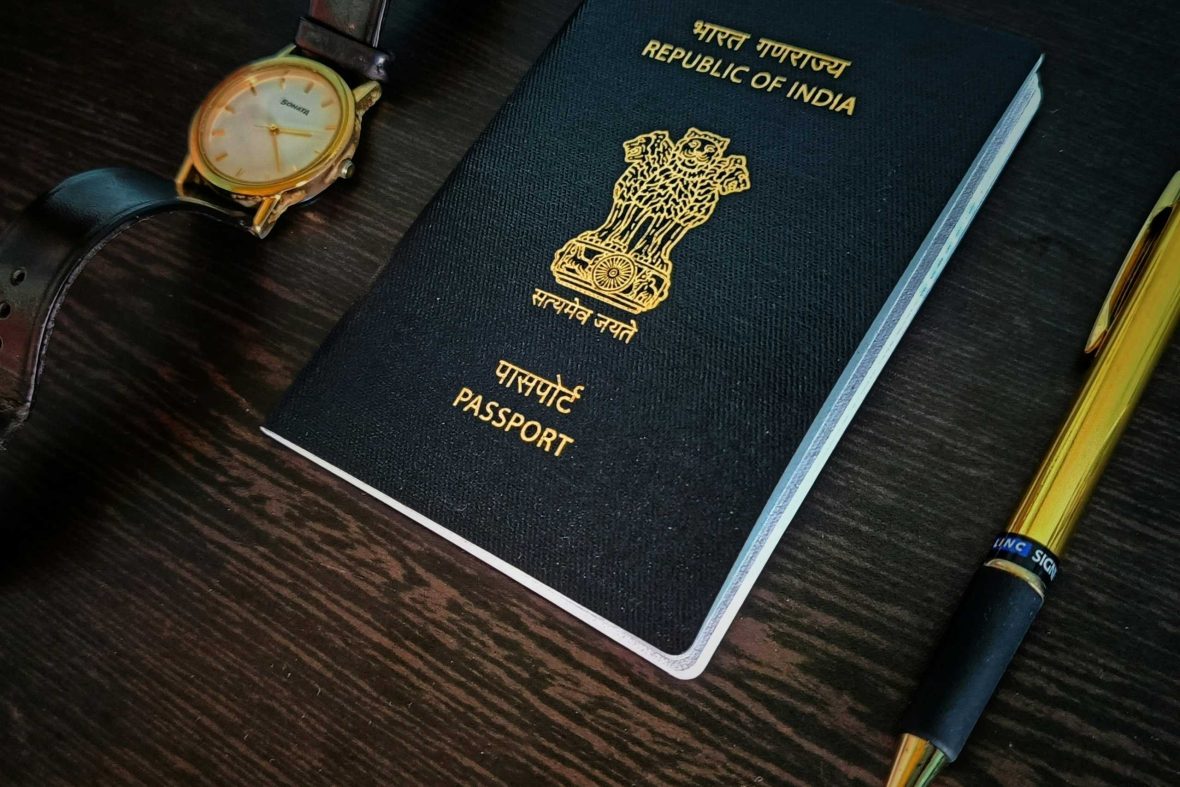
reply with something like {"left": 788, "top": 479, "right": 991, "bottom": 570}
{"left": 250, "top": 191, "right": 305, "bottom": 238}
{"left": 251, "top": 196, "right": 282, "bottom": 238}
{"left": 352, "top": 81, "right": 382, "bottom": 116}
{"left": 274, "top": 43, "right": 297, "bottom": 57}
{"left": 174, "top": 155, "right": 196, "bottom": 196}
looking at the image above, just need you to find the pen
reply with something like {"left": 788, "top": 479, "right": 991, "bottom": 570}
{"left": 886, "top": 171, "right": 1180, "bottom": 787}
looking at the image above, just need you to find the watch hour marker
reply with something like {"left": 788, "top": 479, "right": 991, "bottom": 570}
{"left": 304, "top": 81, "right": 314, "bottom": 94}
{"left": 224, "top": 104, "right": 235, "bottom": 113}
{"left": 280, "top": 77, "right": 287, "bottom": 90}
{"left": 248, "top": 80, "right": 257, "bottom": 96}
{"left": 210, "top": 129, "right": 225, "bottom": 137}
{"left": 321, "top": 98, "right": 334, "bottom": 108}
{"left": 235, "top": 167, "right": 244, "bottom": 177}
{"left": 324, "top": 124, "right": 337, "bottom": 131}
{"left": 214, "top": 152, "right": 229, "bottom": 162}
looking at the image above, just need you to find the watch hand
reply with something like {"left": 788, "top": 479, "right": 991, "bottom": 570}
{"left": 253, "top": 123, "right": 318, "bottom": 138}
{"left": 270, "top": 131, "right": 282, "bottom": 173}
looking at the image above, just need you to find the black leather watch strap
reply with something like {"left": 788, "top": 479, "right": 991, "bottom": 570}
{"left": 296, "top": 0, "right": 392, "bottom": 82}
{"left": 0, "top": 167, "right": 246, "bottom": 445}
{"left": 308, "top": 0, "right": 388, "bottom": 46}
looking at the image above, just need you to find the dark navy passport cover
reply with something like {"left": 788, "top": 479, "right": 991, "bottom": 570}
{"left": 266, "top": 0, "right": 1041, "bottom": 676}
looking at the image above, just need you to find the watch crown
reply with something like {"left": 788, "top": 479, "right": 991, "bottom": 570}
{"left": 339, "top": 159, "right": 356, "bottom": 180}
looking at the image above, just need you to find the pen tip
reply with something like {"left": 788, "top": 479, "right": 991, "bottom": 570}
{"left": 885, "top": 734, "right": 948, "bottom": 787}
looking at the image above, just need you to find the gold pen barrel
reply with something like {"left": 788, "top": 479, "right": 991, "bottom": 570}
{"left": 1008, "top": 188, "right": 1180, "bottom": 556}
{"left": 891, "top": 177, "right": 1180, "bottom": 787}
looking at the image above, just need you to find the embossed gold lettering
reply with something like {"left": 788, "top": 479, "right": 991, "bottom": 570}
{"left": 496, "top": 358, "right": 585, "bottom": 412}
{"left": 693, "top": 21, "right": 751, "bottom": 51}
{"left": 786, "top": 81, "right": 857, "bottom": 115}
{"left": 519, "top": 421, "right": 542, "bottom": 442}
{"left": 536, "top": 427, "right": 558, "bottom": 452}
{"left": 451, "top": 386, "right": 576, "bottom": 457}
{"left": 491, "top": 406, "right": 509, "bottom": 429}
{"left": 554, "top": 434, "right": 576, "bottom": 456}
{"left": 641, "top": 39, "right": 745, "bottom": 84}
{"left": 640, "top": 36, "right": 857, "bottom": 119}
{"left": 754, "top": 37, "right": 851, "bottom": 78}
{"left": 749, "top": 71, "right": 787, "bottom": 92}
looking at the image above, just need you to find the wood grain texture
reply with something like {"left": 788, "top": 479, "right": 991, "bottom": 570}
{"left": 0, "top": 0, "right": 1177, "bottom": 784}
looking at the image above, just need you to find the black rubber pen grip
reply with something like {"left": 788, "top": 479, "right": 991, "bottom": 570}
{"left": 898, "top": 565, "right": 1045, "bottom": 761}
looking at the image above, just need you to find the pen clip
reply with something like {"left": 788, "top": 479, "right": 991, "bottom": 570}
{"left": 1085, "top": 172, "right": 1180, "bottom": 354}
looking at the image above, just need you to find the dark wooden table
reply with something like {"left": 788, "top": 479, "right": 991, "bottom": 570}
{"left": 1, "top": 1, "right": 1177, "bottom": 784}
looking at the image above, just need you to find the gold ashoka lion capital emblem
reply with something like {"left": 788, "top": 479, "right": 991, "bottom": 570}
{"left": 550, "top": 128, "right": 751, "bottom": 314}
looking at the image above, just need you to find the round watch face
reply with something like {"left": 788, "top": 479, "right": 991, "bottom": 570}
{"left": 191, "top": 56, "right": 354, "bottom": 192}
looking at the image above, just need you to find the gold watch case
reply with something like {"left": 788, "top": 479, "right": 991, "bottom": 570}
{"left": 176, "top": 46, "right": 381, "bottom": 237}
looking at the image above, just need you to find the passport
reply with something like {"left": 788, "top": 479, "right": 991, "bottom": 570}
{"left": 265, "top": 0, "right": 1042, "bottom": 677}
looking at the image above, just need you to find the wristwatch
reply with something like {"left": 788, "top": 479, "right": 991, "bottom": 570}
{"left": 0, "top": 0, "right": 390, "bottom": 444}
